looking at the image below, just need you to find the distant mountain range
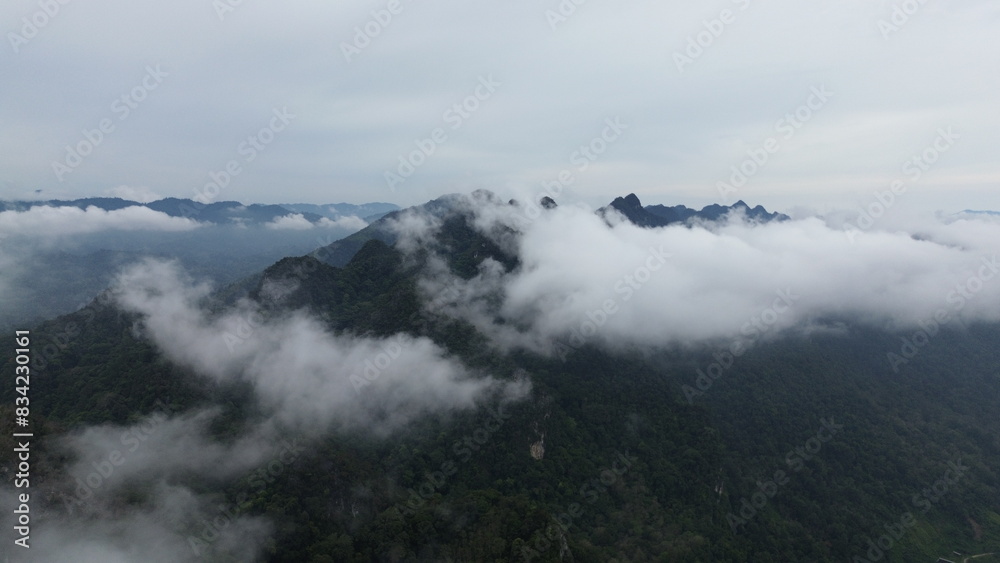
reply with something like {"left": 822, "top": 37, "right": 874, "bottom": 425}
{"left": 0, "top": 197, "right": 399, "bottom": 225}
{"left": 601, "top": 193, "right": 789, "bottom": 228}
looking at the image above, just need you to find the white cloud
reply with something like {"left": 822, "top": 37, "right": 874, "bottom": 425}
{"left": 0, "top": 482, "right": 272, "bottom": 563}
{"left": 393, "top": 194, "right": 1000, "bottom": 356}
{"left": 264, "top": 213, "right": 314, "bottom": 230}
{"left": 265, "top": 214, "right": 369, "bottom": 231}
{"left": 318, "top": 215, "right": 368, "bottom": 231}
{"left": 54, "top": 408, "right": 282, "bottom": 494}
{"left": 0, "top": 205, "right": 200, "bottom": 238}
{"left": 0, "top": 255, "right": 531, "bottom": 562}
{"left": 111, "top": 258, "right": 528, "bottom": 436}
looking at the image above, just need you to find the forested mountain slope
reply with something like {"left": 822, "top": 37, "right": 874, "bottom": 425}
{"left": 2, "top": 193, "right": 999, "bottom": 562}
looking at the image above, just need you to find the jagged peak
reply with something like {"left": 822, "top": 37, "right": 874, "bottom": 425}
{"left": 615, "top": 193, "right": 642, "bottom": 208}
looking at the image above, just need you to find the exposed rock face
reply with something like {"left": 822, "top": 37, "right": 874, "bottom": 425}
{"left": 530, "top": 433, "right": 546, "bottom": 460}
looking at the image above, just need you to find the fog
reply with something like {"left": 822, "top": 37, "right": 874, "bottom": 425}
{"left": 1, "top": 251, "right": 528, "bottom": 561}
{"left": 393, "top": 193, "right": 1000, "bottom": 356}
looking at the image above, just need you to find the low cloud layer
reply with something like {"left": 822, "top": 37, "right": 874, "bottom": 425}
{"left": 1, "top": 482, "right": 272, "bottom": 563}
{"left": 393, "top": 195, "right": 1000, "bottom": 356}
{"left": 112, "top": 258, "right": 527, "bottom": 436}
{"left": 264, "top": 213, "right": 315, "bottom": 230}
{"left": 2, "top": 407, "right": 279, "bottom": 560}
{"left": 0, "top": 204, "right": 201, "bottom": 319}
{"left": 55, "top": 408, "right": 281, "bottom": 494}
{"left": 319, "top": 215, "right": 369, "bottom": 231}
{"left": 0, "top": 205, "right": 200, "bottom": 238}
{"left": 265, "top": 213, "right": 368, "bottom": 231}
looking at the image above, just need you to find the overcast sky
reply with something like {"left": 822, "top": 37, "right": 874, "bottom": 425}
{"left": 2, "top": 0, "right": 998, "bottom": 213}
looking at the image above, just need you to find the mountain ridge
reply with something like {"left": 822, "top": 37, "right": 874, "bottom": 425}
{"left": 314, "top": 190, "right": 789, "bottom": 267}
{"left": 601, "top": 192, "right": 789, "bottom": 228}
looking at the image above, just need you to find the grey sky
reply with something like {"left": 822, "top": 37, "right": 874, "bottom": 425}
{"left": 2, "top": 0, "right": 998, "bottom": 213}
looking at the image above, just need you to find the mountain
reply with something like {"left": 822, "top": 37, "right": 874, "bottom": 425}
{"left": 310, "top": 192, "right": 482, "bottom": 268}
{"left": 2, "top": 191, "right": 999, "bottom": 562}
{"left": 601, "top": 193, "right": 788, "bottom": 228}
{"left": 315, "top": 192, "right": 787, "bottom": 269}
{"left": 145, "top": 198, "right": 327, "bottom": 225}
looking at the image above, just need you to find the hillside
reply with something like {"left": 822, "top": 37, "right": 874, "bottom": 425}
{"left": 1, "top": 192, "right": 998, "bottom": 562}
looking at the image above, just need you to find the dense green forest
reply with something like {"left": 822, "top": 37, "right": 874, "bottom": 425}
{"left": 3, "top": 211, "right": 1000, "bottom": 562}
